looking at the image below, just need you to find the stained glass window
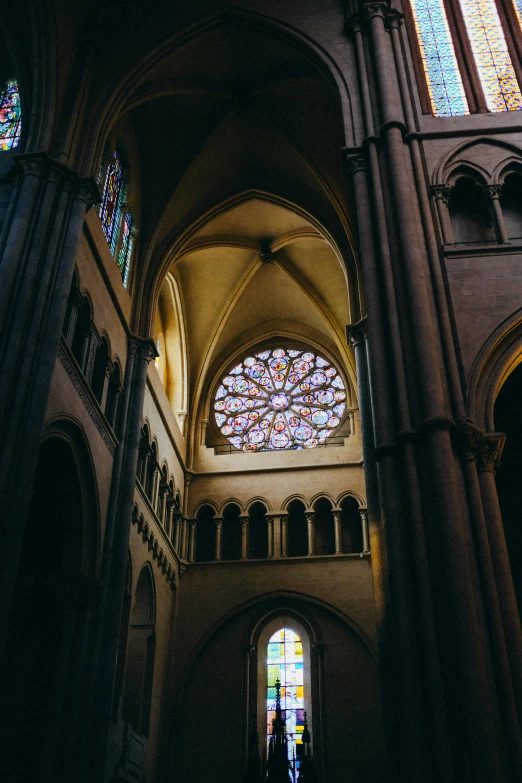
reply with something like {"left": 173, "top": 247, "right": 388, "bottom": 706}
{"left": 0, "top": 80, "right": 21, "bottom": 150}
{"left": 514, "top": 0, "right": 522, "bottom": 28}
{"left": 267, "top": 628, "right": 304, "bottom": 771}
{"left": 99, "top": 150, "right": 124, "bottom": 253}
{"left": 214, "top": 347, "right": 346, "bottom": 452}
{"left": 458, "top": 0, "right": 522, "bottom": 111}
{"left": 409, "top": 0, "right": 469, "bottom": 116}
{"left": 118, "top": 212, "right": 133, "bottom": 287}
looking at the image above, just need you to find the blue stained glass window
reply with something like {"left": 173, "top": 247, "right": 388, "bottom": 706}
{"left": 514, "top": 0, "right": 522, "bottom": 28}
{"left": 118, "top": 212, "right": 133, "bottom": 287}
{"left": 99, "top": 150, "right": 124, "bottom": 253}
{"left": 458, "top": 0, "right": 522, "bottom": 112}
{"left": 214, "top": 348, "right": 346, "bottom": 452}
{"left": 266, "top": 628, "right": 304, "bottom": 772}
{"left": 410, "top": 0, "right": 469, "bottom": 116}
{"left": 0, "top": 80, "right": 21, "bottom": 150}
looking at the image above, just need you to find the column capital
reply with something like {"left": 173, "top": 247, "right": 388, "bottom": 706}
{"left": 344, "top": 11, "right": 363, "bottom": 37}
{"left": 184, "top": 471, "right": 195, "bottom": 488}
{"left": 342, "top": 149, "right": 367, "bottom": 178}
{"left": 486, "top": 184, "right": 503, "bottom": 200}
{"left": 386, "top": 9, "right": 404, "bottom": 30}
{"left": 430, "top": 184, "right": 452, "bottom": 204}
{"left": 214, "top": 516, "right": 223, "bottom": 528}
{"left": 128, "top": 335, "right": 157, "bottom": 363}
{"left": 455, "top": 421, "right": 506, "bottom": 471}
{"left": 304, "top": 510, "right": 315, "bottom": 522}
{"left": 346, "top": 317, "right": 368, "bottom": 347}
{"left": 364, "top": 2, "right": 389, "bottom": 22}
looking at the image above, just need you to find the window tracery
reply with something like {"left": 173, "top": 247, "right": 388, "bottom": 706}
{"left": 214, "top": 347, "right": 346, "bottom": 453}
{"left": 0, "top": 80, "right": 21, "bottom": 150}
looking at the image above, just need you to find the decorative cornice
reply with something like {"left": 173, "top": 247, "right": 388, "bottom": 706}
{"left": 58, "top": 338, "right": 118, "bottom": 455}
{"left": 132, "top": 499, "right": 179, "bottom": 589}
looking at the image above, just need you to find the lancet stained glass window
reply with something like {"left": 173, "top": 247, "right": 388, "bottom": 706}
{"left": 410, "top": 0, "right": 469, "bottom": 116}
{"left": 118, "top": 212, "right": 133, "bottom": 287}
{"left": 267, "top": 628, "right": 304, "bottom": 769}
{"left": 458, "top": 0, "right": 522, "bottom": 111}
{"left": 214, "top": 347, "right": 346, "bottom": 452}
{"left": 0, "top": 81, "right": 21, "bottom": 150}
{"left": 99, "top": 150, "right": 124, "bottom": 252}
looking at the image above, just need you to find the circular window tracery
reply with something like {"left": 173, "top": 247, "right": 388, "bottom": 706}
{"left": 214, "top": 347, "right": 346, "bottom": 452}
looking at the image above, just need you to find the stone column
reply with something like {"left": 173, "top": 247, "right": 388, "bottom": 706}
{"left": 139, "top": 448, "right": 149, "bottom": 488}
{"left": 267, "top": 516, "right": 274, "bottom": 559}
{"left": 487, "top": 185, "right": 509, "bottom": 244}
{"left": 280, "top": 515, "right": 288, "bottom": 558}
{"left": 360, "top": 508, "right": 370, "bottom": 554}
{"left": 82, "top": 323, "right": 100, "bottom": 383}
{"left": 431, "top": 185, "right": 454, "bottom": 245}
{"left": 240, "top": 515, "right": 249, "bottom": 560}
{"left": 188, "top": 520, "right": 196, "bottom": 563}
{"left": 214, "top": 518, "right": 223, "bottom": 561}
{"left": 305, "top": 511, "right": 315, "bottom": 557}
{"left": 64, "top": 289, "right": 83, "bottom": 347}
{"left": 99, "top": 361, "right": 114, "bottom": 413}
{"left": 85, "top": 336, "right": 156, "bottom": 780}
{"left": 0, "top": 154, "right": 98, "bottom": 656}
{"left": 270, "top": 514, "right": 281, "bottom": 558}
{"left": 180, "top": 518, "right": 189, "bottom": 561}
{"left": 166, "top": 500, "right": 175, "bottom": 539}
{"left": 174, "top": 513, "right": 182, "bottom": 552}
{"left": 332, "top": 509, "right": 342, "bottom": 555}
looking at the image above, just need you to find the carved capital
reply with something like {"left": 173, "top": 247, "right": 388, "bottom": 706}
{"left": 486, "top": 184, "right": 503, "bottom": 200}
{"left": 344, "top": 11, "right": 363, "bottom": 36}
{"left": 343, "top": 152, "right": 366, "bottom": 178}
{"left": 75, "top": 176, "right": 100, "bottom": 208}
{"left": 128, "top": 335, "right": 157, "bottom": 363}
{"left": 364, "top": 2, "right": 388, "bottom": 22}
{"left": 386, "top": 9, "right": 404, "bottom": 30}
{"left": 430, "top": 184, "right": 452, "bottom": 204}
{"left": 346, "top": 317, "right": 368, "bottom": 347}
{"left": 455, "top": 421, "right": 506, "bottom": 470}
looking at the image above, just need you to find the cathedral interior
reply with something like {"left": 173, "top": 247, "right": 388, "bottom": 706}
{"left": 1, "top": 0, "right": 522, "bottom": 781}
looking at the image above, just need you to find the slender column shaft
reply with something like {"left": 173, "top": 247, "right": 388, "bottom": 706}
{"left": 215, "top": 519, "right": 223, "bottom": 561}
{"left": 432, "top": 187, "right": 455, "bottom": 245}
{"left": 305, "top": 512, "right": 315, "bottom": 557}
{"left": 240, "top": 517, "right": 248, "bottom": 560}
{"left": 488, "top": 186, "right": 509, "bottom": 244}
{"left": 332, "top": 510, "right": 342, "bottom": 555}
{"left": 272, "top": 515, "right": 281, "bottom": 558}
{"left": 188, "top": 521, "right": 196, "bottom": 563}
{"left": 360, "top": 509, "right": 370, "bottom": 554}
{"left": 267, "top": 517, "right": 274, "bottom": 559}
{"left": 280, "top": 515, "right": 288, "bottom": 558}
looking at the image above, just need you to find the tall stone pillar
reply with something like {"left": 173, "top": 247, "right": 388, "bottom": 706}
{"left": 341, "top": 3, "right": 522, "bottom": 779}
{"left": 280, "top": 515, "right": 288, "bottom": 558}
{"left": 360, "top": 508, "right": 370, "bottom": 554}
{"left": 0, "top": 153, "right": 98, "bottom": 656}
{"left": 270, "top": 514, "right": 281, "bottom": 558}
{"left": 188, "top": 520, "right": 196, "bottom": 563}
{"left": 86, "top": 336, "right": 156, "bottom": 782}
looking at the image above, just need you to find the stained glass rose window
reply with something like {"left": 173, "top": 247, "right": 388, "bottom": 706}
{"left": 214, "top": 347, "right": 346, "bottom": 452}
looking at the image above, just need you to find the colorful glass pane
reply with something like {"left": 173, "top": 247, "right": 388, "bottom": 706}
{"left": 458, "top": 0, "right": 522, "bottom": 112}
{"left": 514, "top": 0, "right": 522, "bottom": 29}
{"left": 118, "top": 212, "right": 133, "bottom": 287}
{"left": 266, "top": 628, "right": 304, "bottom": 771}
{"left": 99, "top": 150, "right": 124, "bottom": 252}
{"left": 409, "top": 0, "right": 469, "bottom": 116}
{"left": 0, "top": 81, "right": 22, "bottom": 150}
{"left": 214, "top": 348, "right": 346, "bottom": 452}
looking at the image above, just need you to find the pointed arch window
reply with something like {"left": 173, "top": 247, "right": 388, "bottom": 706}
{"left": 0, "top": 80, "right": 21, "bottom": 150}
{"left": 267, "top": 628, "right": 305, "bottom": 773}
{"left": 99, "top": 149, "right": 125, "bottom": 253}
{"left": 407, "top": 0, "right": 522, "bottom": 115}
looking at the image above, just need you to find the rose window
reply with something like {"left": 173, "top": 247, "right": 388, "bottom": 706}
{"left": 213, "top": 348, "right": 347, "bottom": 452}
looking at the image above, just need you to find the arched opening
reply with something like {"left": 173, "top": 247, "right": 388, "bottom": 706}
{"left": 248, "top": 502, "right": 268, "bottom": 559}
{"left": 494, "top": 362, "right": 522, "bottom": 620}
{"left": 71, "top": 297, "right": 92, "bottom": 369}
{"left": 113, "top": 554, "right": 133, "bottom": 718}
{"left": 0, "top": 435, "right": 94, "bottom": 781}
{"left": 313, "top": 497, "right": 335, "bottom": 555}
{"left": 222, "top": 503, "right": 242, "bottom": 561}
{"left": 122, "top": 565, "right": 156, "bottom": 736}
{"left": 500, "top": 173, "right": 522, "bottom": 240}
{"left": 91, "top": 337, "right": 110, "bottom": 405}
{"left": 449, "top": 177, "right": 495, "bottom": 243}
{"left": 287, "top": 500, "right": 308, "bottom": 557}
{"left": 195, "top": 504, "right": 216, "bottom": 562}
{"left": 340, "top": 497, "right": 363, "bottom": 554}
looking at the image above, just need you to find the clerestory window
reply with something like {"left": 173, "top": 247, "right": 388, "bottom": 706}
{"left": 407, "top": 0, "right": 522, "bottom": 115}
{"left": 0, "top": 80, "right": 21, "bottom": 150}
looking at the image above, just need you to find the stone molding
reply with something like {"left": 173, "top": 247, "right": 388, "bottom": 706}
{"left": 58, "top": 338, "right": 118, "bottom": 455}
{"left": 132, "top": 496, "right": 179, "bottom": 589}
